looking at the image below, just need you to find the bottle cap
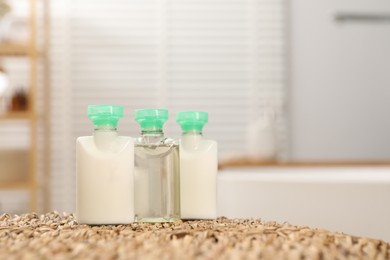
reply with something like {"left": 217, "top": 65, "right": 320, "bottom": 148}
{"left": 134, "top": 108, "right": 168, "bottom": 131}
{"left": 176, "top": 111, "right": 208, "bottom": 132}
{"left": 88, "top": 105, "right": 123, "bottom": 128}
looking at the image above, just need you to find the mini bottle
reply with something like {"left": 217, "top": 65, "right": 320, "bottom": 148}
{"left": 134, "top": 109, "right": 180, "bottom": 222}
{"left": 176, "top": 111, "right": 218, "bottom": 219}
{"left": 246, "top": 106, "right": 277, "bottom": 161}
{"left": 76, "top": 105, "right": 134, "bottom": 224}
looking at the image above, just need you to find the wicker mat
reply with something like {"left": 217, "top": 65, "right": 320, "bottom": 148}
{"left": 0, "top": 212, "right": 388, "bottom": 259}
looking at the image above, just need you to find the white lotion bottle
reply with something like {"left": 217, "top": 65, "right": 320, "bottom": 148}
{"left": 76, "top": 105, "right": 134, "bottom": 224}
{"left": 246, "top": 106, "right": 277, "bottom": 161}
{"left": 177, "top": 111, "right": 218, "bottom": 219}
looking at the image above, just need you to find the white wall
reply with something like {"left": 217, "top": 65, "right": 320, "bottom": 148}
{"left": 288, "top": 0, "right": 390, "bottom": 161}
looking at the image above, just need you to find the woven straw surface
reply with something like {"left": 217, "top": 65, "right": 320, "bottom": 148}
{"left": 0, "top": 212, "right": 389, "bottom": 259}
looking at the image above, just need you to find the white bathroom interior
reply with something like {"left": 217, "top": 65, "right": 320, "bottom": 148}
{"left": 0, "top": 0, "right": 389, "bottom": 241}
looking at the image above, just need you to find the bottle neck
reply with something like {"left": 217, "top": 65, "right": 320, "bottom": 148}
{"left": 94, "top": 124, "right": 117, "bottom": 131}
{"left": 181, "top": 130, "right": 203, "bottom": 150}
{"left": 182, "top": 130, "right": 202, "bottom": 136}
{"left": 93, "top": 126, "right": 118, "bottom": 150}
{"left": 139, "top": 129, "right": 165, "bottom": 144}
{"left": 141, "top": 128, "right": 164, "bottom": 136}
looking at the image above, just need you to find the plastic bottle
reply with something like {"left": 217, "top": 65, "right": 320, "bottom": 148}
{"left": 134, "top": 109, "right": 180, "bottom": 222}
{"left": 76, "top": 105, "right": 134, "bottom": 224}
{"left": 176, "top": 111, "right": 217, "bottom": 219}
{"left": 246, "top": 107, "right": 277, "bottom": 161}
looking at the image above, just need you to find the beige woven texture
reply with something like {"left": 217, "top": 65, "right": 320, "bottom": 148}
{"left": 0, "top": 212, "right": 389, "bottom": 259}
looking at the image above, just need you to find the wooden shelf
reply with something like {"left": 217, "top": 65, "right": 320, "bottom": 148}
{"left": 218, "top": 157, "right": 390, "bottom": 169}
{"left": 0, "top": 0, "right": 49, "bottom": 213}
{"left": 0, "top": 43, "right": 30, "bottom": 56}
{"left": 0, "top": 111, "right": 31, "bottom": 120}
{"left": 0, "top": 181, "right": 31, "bottom": 189}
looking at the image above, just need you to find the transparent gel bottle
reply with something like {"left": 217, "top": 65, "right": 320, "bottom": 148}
{"left": 134, "top": 109, "right": 180, "bottom": 222}
{"left": 177, "top": 111, "right": 218, "bottom": 219}
{"left": 76, "top": 105, "right": 134, "bottom": 224}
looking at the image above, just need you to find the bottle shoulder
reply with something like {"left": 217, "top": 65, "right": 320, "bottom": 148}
{"left": 180, "top": 137, "right": 217, "bottom": 153}
{"left": 134, "top": 136, "right": 178, "bottom": 146}
{"left": 202, "top": 139, "right": 217, "bottom": 146}
{"left": 164, "top": 137, "right": 179, "bottom": 145}
{"left": 77, "top": 136, "right": 92, "bottom": 144}
{"left": 117, "top": 136, "right": 134, "bottom": 143}
{"left": 77, "top": 135, "right": 133, "bottom": 141}
{"left": 77, "top": 135, "right": 134, "bottom": 153}
{"left": 199, "top": 139, "right": 217, "bottom": 151}
{"left": 180, "top": 136, "right": 217, "bottom": 145}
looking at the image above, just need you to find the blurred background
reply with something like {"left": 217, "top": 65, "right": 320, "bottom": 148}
{"left": 0, "top": 0, "right": 389, "bottom": 214}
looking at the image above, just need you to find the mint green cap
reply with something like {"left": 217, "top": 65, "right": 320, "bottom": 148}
{"left": 134, "top": 109, "right": 168, "bottom": 130}
{"left": 176, "top": 111, "right": 208, "bottom": 132}
{"left": 88, "top": 105, "right": 123, "bottom": 128}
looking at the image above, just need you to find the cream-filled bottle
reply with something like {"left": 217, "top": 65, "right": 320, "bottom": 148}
{"left": 177, "top": 111, "right": 217, "bottom": 219}
{"left": 76, "top": 105, "right": 134, "bottom": 224}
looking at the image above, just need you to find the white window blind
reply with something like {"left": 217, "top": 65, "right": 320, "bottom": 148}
{"left": 50, "top": 0, "right": 286, "bottom": 212}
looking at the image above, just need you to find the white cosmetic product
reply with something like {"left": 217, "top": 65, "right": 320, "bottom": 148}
{"left": 246, "top": 106, "right": 277, "bottom": 161}
{"left": 76, "top": 105, "right": 134, "bottom": 224}
{"left": 177, "top": 111, "right": 218, "bottom": 219}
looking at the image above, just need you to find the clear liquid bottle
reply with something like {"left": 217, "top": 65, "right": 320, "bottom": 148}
{"left": 134, "top": 109, "right": 180, "bottom": 222}
{"left": 76, "top": 105, "right": 134, "bottom": 224}
{"left": 177, "top": 111, "right": 217, "bottom": 219}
